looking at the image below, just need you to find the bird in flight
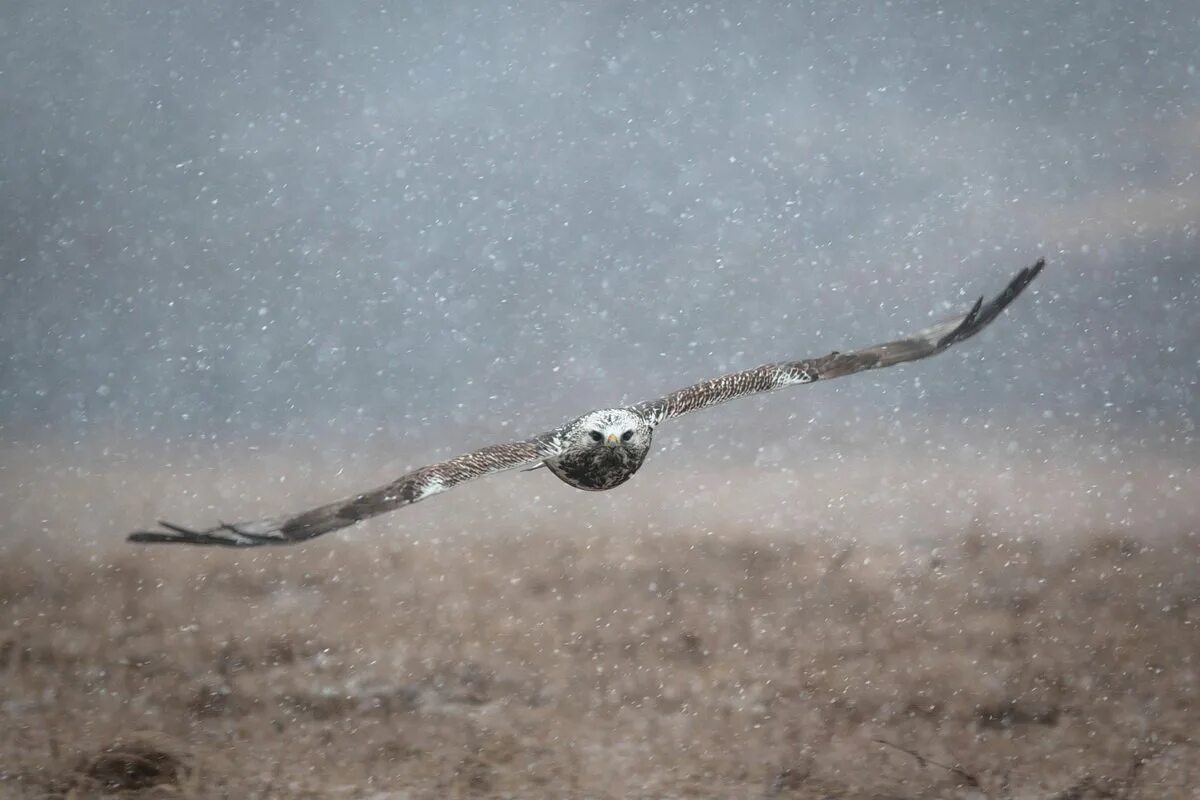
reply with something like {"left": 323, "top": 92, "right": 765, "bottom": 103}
{"left": 129, "top": 259, "right": 1043, "bottom": 547}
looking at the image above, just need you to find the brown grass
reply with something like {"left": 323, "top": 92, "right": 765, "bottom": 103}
{"left": 1, "top": 448, "right": 1199, "bottom": 798}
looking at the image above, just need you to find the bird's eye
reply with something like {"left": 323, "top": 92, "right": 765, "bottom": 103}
{"left": 621, "top": 430, "right": 634, "bottom": 441}
{"left": 589, "top": 431, "right": 604, "bottom": 442}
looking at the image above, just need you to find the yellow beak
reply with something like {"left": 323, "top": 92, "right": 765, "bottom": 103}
{"left": 606, "top": 433, "right": 619, "bottom": 445}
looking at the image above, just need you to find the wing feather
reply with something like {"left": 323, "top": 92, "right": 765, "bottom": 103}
{"left": 128, "top": 433, "right": 562, "bottom": 547}
{"left": 634, "top": 259, "right": 1043, "bottom": 426}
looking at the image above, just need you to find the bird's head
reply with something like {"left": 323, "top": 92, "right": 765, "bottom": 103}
{"left": 568, "top": 408, "right": 652, "bottom": 454}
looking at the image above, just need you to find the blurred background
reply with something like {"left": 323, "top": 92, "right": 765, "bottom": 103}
{"left": 0, "top": 1, "right": 1197, "bottom": 540}
{"left": 3, "top": 5, "right": 1200, "bottom": 796}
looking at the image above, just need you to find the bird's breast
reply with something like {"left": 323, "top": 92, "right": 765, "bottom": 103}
{"left": 545, "top": 448, "right": 646, "bottom": 491}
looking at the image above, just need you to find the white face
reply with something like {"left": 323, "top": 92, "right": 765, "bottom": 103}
{"left": 573, "top": 408, "right": 650, "bottom": 450}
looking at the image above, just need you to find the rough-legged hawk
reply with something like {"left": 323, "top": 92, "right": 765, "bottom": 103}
{"left": 130, "top": 259, "right": 1043, "bottom": 547}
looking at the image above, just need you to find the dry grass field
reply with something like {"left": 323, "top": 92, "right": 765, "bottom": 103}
{"left": 1, "top": 444, "right": 1198, "bottom": 799}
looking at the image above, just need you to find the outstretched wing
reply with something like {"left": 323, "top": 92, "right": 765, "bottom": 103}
{"left": 128, "top": 433, "right": 564, "bottom": 547}
{"left": 634, "top": 259, "right": 1043, "bottom": 426}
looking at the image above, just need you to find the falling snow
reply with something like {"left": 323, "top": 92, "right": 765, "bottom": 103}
{"left": 1, "top": 2, "right": 1198, "bottom": 797}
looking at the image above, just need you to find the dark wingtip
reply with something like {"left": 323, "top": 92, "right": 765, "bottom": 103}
{"left": 967, "top": 295, "right": 985, "bottom": 321}
{"left": 128, "top": 528, "right": 250, "bottom": 547}
{"left": 1016, "top": 257, "right": 1045, "bottom": 289}
{"left": 129, "top": 520, "right": 226, "bottom": 546}
{"left": 936, "top": 259, "right": 1043, "bottom": 349}
{"left": 128, "top": 531, "right": 166, "bottom": 543}
{"left": 1000, "top": 258, "right": 1044, "bottom": 305}
{"left": 128, "top": 517, "right": 293, "bottom": 547}
{"left": 157, "top": 519, "right": 201, "bottom": 535}
{"left": 128, "top": 529, "right": 194, "bottom": 544}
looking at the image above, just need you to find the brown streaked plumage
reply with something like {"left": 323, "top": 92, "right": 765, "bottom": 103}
{"left": 129, "top": 259, "right": 1043, "bottom": 547}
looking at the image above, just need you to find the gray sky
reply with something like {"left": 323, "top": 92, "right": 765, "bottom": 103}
{"left": 2, "top": 1, "right": 1197, "bottom": 459}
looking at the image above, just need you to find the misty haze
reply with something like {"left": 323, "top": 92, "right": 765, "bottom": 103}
{"left": 1, "top": 2, "right": 1197, "bottom": 797}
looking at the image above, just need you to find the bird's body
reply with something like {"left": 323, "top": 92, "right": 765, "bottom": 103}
{"left": 129, "top": 260, "right": 1044, "bottom": 547}
{"left": 544, "top": 409, "right": 653, "bottom": 490}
